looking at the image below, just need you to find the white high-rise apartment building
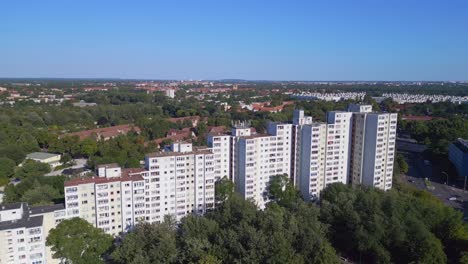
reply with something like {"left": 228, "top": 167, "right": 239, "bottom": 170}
{"left": 296, "top": 122, "right": 327, "bottom": 200}
{"left": 0, "top": 203, "right": 66, "bottom": 264}
{"left": 65, "top": 142, "right": 216, "bottom": 235}
{"left": 294, "top": 110, "right": 353, "bottom": 199}
{"left": 324, "top": 111, "right": 353, "bottom": 187}
{"left": 207, "top": 133, "right": 232, "bottom": 181}
{"left": 233, "top": 122, "right": 293, "bottom": 208}
{"left": 348, "top": 105, "right": 397, "bottom": 190}
{"left": 64, "top": 164, "right": 146, "bottom": 236}
{"left": 144, "top": 142, "right": 215, "bottom": 222}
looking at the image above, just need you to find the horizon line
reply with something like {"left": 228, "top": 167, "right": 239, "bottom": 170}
{"left": 0, "top": 77, "right": 467, "bottom": 83}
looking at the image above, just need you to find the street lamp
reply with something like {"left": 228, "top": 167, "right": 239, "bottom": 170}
{"left": 442, "top": 171, "right": 448, "bottom": 185}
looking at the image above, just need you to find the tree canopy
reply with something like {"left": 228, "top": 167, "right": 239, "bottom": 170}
{"left": 46, "top": 218, "right": 113, "bottom": 264}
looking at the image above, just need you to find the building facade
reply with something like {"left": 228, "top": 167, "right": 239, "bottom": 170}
{"left": 449, "top": 138, "right": 468, "bottom": 178}
{"left": 232, "top": 122, "right": 293, "bottom": 208}
{"left": 348, "top": 105, "right": 397, "bottom": 190}
{"left": 0, "top": 203, "right": 66, "bottom": 264}
{"left": 64, "top": 142, "right": 215, "bottom": 235}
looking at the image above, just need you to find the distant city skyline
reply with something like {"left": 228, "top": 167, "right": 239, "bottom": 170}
{"left": 1, "top": 0, "right": 468, "bottom": 81}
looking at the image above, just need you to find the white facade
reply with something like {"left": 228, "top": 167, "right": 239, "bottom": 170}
{"left": 324, "top": 112, "right": 353, "bottom": 187}
{"left": 296, "top": 123, "right": 327, "bottom": 200}
{"left": 294, "top": 110, "right": 353, "bottom": 199}
{"left": 64, "top": 170, "right": 146, "bottom": 236}
{"left": 348, "top": 104, "right": 372, "bottom": 113}
{"left": 349, "top": 105, "right": 397, "bottom": 190}
{"left": 65, "top": 143, "right": 216, "bottom": 236}
{"left": 144, "top": 145, "right": 215, "bottom": 222}
{"left": 165, "top": 89, "right": 175, "bottom": 98}
{"left": 0, "top": 203, "right": 65, "bottom": 264}
{"left": 234, "top": 123, "right": 293, "bottom": 209}
{"left": 207, "top": 134, "right": 232, "bottom": 181}
{"left": 96, "top": 164, "right": 122, "bottom": 178}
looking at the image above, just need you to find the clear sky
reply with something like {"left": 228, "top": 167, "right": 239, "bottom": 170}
{"left": 1, "top": 0, "right": 467, "bottom": 81}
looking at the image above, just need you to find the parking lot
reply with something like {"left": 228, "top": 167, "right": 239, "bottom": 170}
{"left": 402, "top": 150, "right": 468, "bottom": 220}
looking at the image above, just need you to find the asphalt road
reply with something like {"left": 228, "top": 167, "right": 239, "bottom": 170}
{"left": 404, "top": 152, "right": 468, "bottom": 220}
{"left": 45, "top": 158, "right": 88, "bottom": 176}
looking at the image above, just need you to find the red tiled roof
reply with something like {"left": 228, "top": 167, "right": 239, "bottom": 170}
{"left": 62, "top": 124, "right": 141, "bottom": 140}
{"left": 121, "top": 168, "right": 146, "bottom": 177}
{"left": 250, "top": 101, "right": 295, "bottom": 113}
{"left": 208, "top": 126, "right": 227, "bottom": 134}
{"left": 153, "top": 129, "right": 194, "bottom": 144}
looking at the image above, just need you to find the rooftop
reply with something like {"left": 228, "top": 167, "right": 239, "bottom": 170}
{"left": 26, "top": 152, "right": 60, "bottom": 160}
{"left": 0, "top": 215, "right": 43, "bottom": 231}
{"left": 0, "top": 202, "right": 24, "bottom": 211}
{"left": 29, "top": 203, "right": 65, "bottom": 215}
{"left": 64, "top": 173, "right": 145, "bottom": 187}
{"left": 453, "top": 138, "right": 468, "bottom": 153}
{"left": 96, "top": 163, "right": 120, "bottom": 169}
{"left": 146, "top": 149, "right": 212, "bottom": 158}
{"left": 62, "top": 124, "right": 141, "bottom": 140}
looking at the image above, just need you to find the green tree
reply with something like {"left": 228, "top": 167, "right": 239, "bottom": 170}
{"left": 0, "top": 145, "right": 26, "bottom": 165}
{"left": 112, "top": 217, "right": 177, "bottom": 264}
{"left": 46, "top": 218, "right": 113, "bottom": 264}
{"left": 14, "top": 160, "right": 51, "bottom": 179}
{"left": 0, "top": 157, "right": 16, "bottom": 185}
{"left": 21, "top": 180, "right": 61, "bottom": 205}
{"left": 396, "top": 154, "right": 409, "bottom": 174}
{"left": 80, "top": 138, "right": 98, "bottom": 157}
{"left": 268, "top": 174, "right": 300, "bottom": 206}
{"left": 214, "top": 177, "right": 234, "bottom": 203}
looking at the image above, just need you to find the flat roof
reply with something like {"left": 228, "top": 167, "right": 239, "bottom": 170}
{"left": 454, "top": 138, "right": 468, "bottom": 153}
{"left": 146, "top": 149, "right": 212, "bottom": 158}
{"left": 0, "top": 202, "right": 24, "bottom": 211}
{"left": 0, "top": 215, "right": 43, "bottom": 231}
{"left": 26, "top": 152, "right": 60, "bottom": 160}
{"left": 64, "top": 174, "right": 145, "bottom": 187}
{"left": 29, "top": 203, "right": 65, "bottom": 215}
{"left": 96, "top": 163, "right": 120, "bottom": 169}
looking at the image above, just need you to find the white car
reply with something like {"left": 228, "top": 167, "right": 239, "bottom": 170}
{"left": 448, "top": 197, "right": 457, "bottom": 201}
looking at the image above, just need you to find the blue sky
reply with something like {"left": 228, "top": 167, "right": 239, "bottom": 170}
{"left": 1, "top": 0, "right": 467, "bottom": 81}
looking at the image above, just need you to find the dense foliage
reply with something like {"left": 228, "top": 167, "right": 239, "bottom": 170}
{"left": 400, "top": 117, "right": 468, "bottom": 156}
{"left": 112, "top": 193, "right": 339, "bottom": 264}
{"left": 47, "top": 218, "right": 113, "bottom": 264}
{"left": 109, "top": 177, "right": 468, "bottom": 264}
{"left": 321, "top": 184, "right": 468, "bottom": 264}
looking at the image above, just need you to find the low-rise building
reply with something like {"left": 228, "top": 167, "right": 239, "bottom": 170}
{"left": 449, "top": 138, "right": 468, "bottom": 180}
{"left": 25, "top": 152, "right": 62, "bottom": 168}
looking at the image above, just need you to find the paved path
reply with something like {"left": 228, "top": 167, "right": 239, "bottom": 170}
{"left": 45, "top": 159, "right": 88, "bottom": 176}
{"left": 404, "top": 152, "right": 468, "bottom": 220}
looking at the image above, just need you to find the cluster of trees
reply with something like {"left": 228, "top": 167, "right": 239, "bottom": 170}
{"left": 399, "top": 102, "right": 468, "bottom": 118}
{"left": 46, "top": 176, "right": 468, "bottom": 264}
{"left": 2, "top": 161, "right": 65, "bottom": 205}
{"left": 320, "top": 184, "right": 467, "bottom": 263}
{"left": 400, "top": 117, "right": 468, "bottom": 156}
{"left": 46, "top": 218, "right": 114, "bottom": 264}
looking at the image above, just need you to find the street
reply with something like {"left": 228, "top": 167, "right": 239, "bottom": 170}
{"left": 45, "top": 158, "right": 88, "bottom": 176}
{"left": 402, "top": 150, "right": 468, "bottom": 220}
